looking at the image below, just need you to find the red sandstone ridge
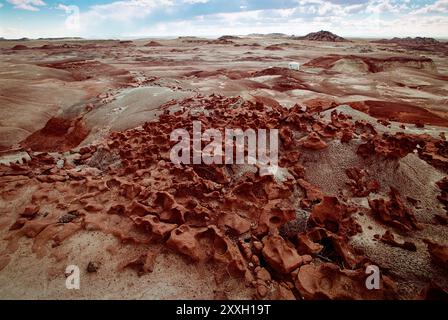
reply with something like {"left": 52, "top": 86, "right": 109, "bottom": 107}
{"left": 347, "top": 100, "right": 448, "bottom": 127}
{"left": 38, "top": 58, "right": 132, "bottom": 82}
{"left": 20, "top": 117, "right": 89, "bottom": 152}
{"left": 293, "top": 30, "right": 347, "bottom": 42}
{"left": 304, "top": 54, "right": 436, "bottom": 73}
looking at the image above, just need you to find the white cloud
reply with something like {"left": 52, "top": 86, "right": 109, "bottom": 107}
{"left": 345, "top": 4, "right": 366, "bottom": 14}
{"left": 78, "top": 0, "right": 173, "bottom": 25}
{"left": 57, "top": 4, "right": 71, "bottom": 12}
{"left": 411, "top": 0, "right": 448, "bottom": 14}
{"left": 0, "top": 3, "right": 3, "bottom": 9}
{"left": 295, "top": 0, "right": 366, "bottom": 16}
{"left": 213, "top": 10, "right": 262, "bottom": 22}
{"left": 275, "top": 8, "right": 296, "bottom": 18}
{"left": 297, "top": 0, "right": 323, "bottom": 5}
{"left": 365, "top": 0, "right": 400, "bottom": 14}
{"left": 183, "top": 0, "right": 209, "bottom": 4}
{"left": 7, "top": 0, "right": 46, "bottom": 11}
{"left": 126, "top": 3, "right": 448, "bottom": 39}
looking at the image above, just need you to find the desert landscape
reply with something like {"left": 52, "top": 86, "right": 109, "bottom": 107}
{"left": 0, "top": 30, "right": 447, "bottom": 300}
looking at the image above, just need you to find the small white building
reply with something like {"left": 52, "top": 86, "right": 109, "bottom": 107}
{"left": 288, "top": 62, "right": 300, "bottom": 71}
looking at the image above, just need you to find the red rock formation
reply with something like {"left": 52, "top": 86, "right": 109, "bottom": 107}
{"left": 296, "top": 233, "right": 323, "bottom": 256}
{"left": 298, "top": 179, "right": 324, "bottom": 207}
{"left": 262, "top": 234, "right": 303, "bottom": 274}
{"left": 131, "top": 215, "right": 177, "bottom": 238}
{"left": 295, "top": 263, "right": 397, "bottom": 300}
{"left": 305, "top": 228, "right": 363, "bottom": 269}
{"left": 21, "top": 117, "right": 89, "bottom": 152}
{"left": 345, "top": 167, "right": 380, "bottom": 197}
{"left": 425, "top": 241, "right": 448, "bottom": 269}
{"left": 348, "top": 100, "right": 448, "bottom": 127}
{"left": 436, "top": 177, "right": 448, "bottom": 214}
{"left": 299, "top": 132, "right": 327, "bottom": 150}
{"left": 380, "top": 230, "right": 417, "bottom": 251}
{"left": 419, "top": 138, "right": 448, "bottom": 171}
{"left": 416, "top": 282, "right": 448, "bottom": 300}
{"left": 369, "top": 187, "right": 421, "bottom": 232}
{"left": 309, "top": 196, "right": 360, "bottom": 236}
{"left": 118, "top": 250, "right": 159, "bottom": 275}
{"left": 357, "top": 133, "right": 419, "bottom": 159}
{"left": 1, "top": 92, "right": 446, "bottom": 299}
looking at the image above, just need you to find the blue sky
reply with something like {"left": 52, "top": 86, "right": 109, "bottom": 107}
{"left": 0, "top": 0, "right": 447, "bottom": 38}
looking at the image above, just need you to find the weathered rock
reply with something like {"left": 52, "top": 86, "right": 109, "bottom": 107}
{"left": 262, "top": 234, "right": 302, "bottom": 274}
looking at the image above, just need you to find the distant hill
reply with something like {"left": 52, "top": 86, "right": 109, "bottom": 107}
{"left": 0, "top": 37, "right": 30, "bottom": 41}
{"left": 372, "top": 36, "right": 448, "bottom": 54}
{"left": 374, "top": 37, "right": 439, "bottom": 45}
{"left": 247, "top": 33, "right": 288, "bottom": 38}
{"left": 37, "top": 37, "right": 84, "bottom": 41}
{"left": 219, "top": 35, "right": 240, "bottom": 40}
{"left": 0, "top": 37, "right": 83, "bottom": 41}
{"left": 266, "top": 33, "right": 288, "bottom": 37}
{"left": 293, "top": 30, "right": 347, "bottom": 42}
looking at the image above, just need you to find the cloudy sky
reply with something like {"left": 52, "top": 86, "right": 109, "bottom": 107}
{"left": 0, "top": 0, "right": 447, "bottom": 39}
